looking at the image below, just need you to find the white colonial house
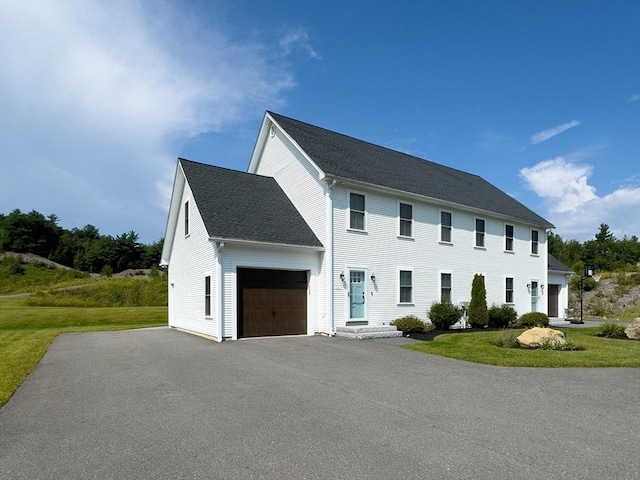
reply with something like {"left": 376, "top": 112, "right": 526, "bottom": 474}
{"left": 161, "top": 111, "right": 570, "bottom": 341}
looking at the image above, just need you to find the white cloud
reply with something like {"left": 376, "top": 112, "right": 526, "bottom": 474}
{"left": 628, "top": 94, "right": 640, "bottom": 103}
{"left": 520, "top": 158, "right": 640, "bottom": 240}
{"left": 530, "top": 120, "right": 580, "bottom": 145}
{"left": 0, "top": 0, "right": 316, "bottom": 242}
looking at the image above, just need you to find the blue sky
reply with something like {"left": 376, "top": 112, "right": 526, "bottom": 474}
{"left": 1, "top": 0, "right": 638, "bottom": 244}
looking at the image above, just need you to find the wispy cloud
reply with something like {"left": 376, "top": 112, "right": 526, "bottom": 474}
{"left": 520, "top": 157, "right": 640, "bottom": 240}
{"left": 530, "top": 120, "right": 580, "bottom": 145}
{"left": 0, "top": 1, "right": 317, "bottom": 241}
{"left": 628, "top": 94, "right": 640, "bottom": 103}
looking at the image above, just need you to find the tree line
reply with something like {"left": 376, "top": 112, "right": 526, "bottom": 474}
{"left": 0, "top": 209, "right": 163, "bottom": 274}
{"left": 548, "top": 223, "right": 640, "bottom": 273}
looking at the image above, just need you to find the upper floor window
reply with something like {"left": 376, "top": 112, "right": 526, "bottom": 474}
{"left": 204, "top": 275, "right": 211, "bottom": 316}
{"left": 349, "top": 193, "right": 365, "bottom": 230}
{"left": 505, "top": 224, "right": 514, "bottom": 251}
{"left": 184, "top": 200, "right": 190, "bottom": 236}
{"left": 531, "top": 229, "right": 539, "bottom": 255}
{"left": 505, "top": 277, "right": 514, "bottom": 303}
{"left": 440, "top": 211, "right": 452, "bottom": 243}
{"left": 441, "top": 273, "right": 452, "bottom": 302}
{"left": 399, "top": 270, "right": 412, "bottom": 304}
{"left": 399, "top": 202, "right": 413, "bottom": 237}
{"left": 475, "top": 218, "right": 485, "bottom": 248}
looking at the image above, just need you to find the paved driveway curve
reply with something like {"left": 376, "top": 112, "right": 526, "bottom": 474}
{"left": 1, "top": 328, "right": 639, "bottom": 480}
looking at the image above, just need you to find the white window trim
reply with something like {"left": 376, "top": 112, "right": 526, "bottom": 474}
{"left": 504, "top": 275, "right": 515, "bottom": 304}
{"left": 397, "top": 200, "right": 414, "bottom": 238}
{"left": 347, "top": 190, "right": 367, "bottom": 232}
{"left": 438, "top": 269, "right": 453, "bottom": 303}
{"left": 530, "top": 229, "right": 540, "bottom": 256}
{"left": 474, "top": 217, "right": 486, "bottom": 249}
{"left": 439, "top": 209, "right": 453, "bottom": 244}
{"left": 397, "top": 267, "right": 414, "bottom": 305}
{"left": 204, "top": 271, "right": 213, "bottom": 318}
{"left": 504, "top": 223, "right": 514, "bottom": 252}
{"left": 184, "top": 198, "right": 191, "bottom": 237}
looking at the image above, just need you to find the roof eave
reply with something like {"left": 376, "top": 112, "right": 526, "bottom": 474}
{"left": 209, "top": 236, "right": 324, "bottom": 252}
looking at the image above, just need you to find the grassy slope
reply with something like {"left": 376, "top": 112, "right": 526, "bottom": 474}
{"left": 405, "top": 327, "right": 640, "bottom": 367}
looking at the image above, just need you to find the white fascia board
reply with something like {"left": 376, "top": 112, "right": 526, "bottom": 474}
{"left": 323, "top": 175, "right": 554, "bottom": 230}
{"left": 208, "top": 237, "right": 324, "bottom": 252}
{"left": 247, "top": 112, "right": 326, "bottom": 180}
{"left": 160, "top": 161, "right": 186, "bottom": 265}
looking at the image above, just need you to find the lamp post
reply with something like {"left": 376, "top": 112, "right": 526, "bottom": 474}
{"left": 573, "top": 264, "right": 593, "bottom": 324}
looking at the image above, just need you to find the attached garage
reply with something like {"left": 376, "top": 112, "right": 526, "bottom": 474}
{"left": 237, "top": 268, "right": 309, "bottom": 338}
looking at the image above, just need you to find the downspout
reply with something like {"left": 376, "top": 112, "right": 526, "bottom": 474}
{"left": 215, "top": 241, "right": 224, "bottom": 343}
{"left": 326, "top": 180, "right": 336, "bottom": 336}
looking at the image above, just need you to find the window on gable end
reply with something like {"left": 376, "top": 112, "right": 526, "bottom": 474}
{"left": 531, "top": 229, "right": 539, "bottom": 255}
{"left": 475, "top": 218, "right": 485, "bottom": 248}
{"left": 184, "top": 200, "right": 190, "bottom": 236}
{"left": 505, "top": 224, "right": 514, "bottom": 251}
{"left": 399, "top": 202, "right": 413, "bottom": 237}
{"left": 505, "top": 277, "right": 514, "bottom": 303}
{"left": 441, "top": 211, "right": 452, "bottom": 243}
{"left": 399, "top": 270, "right": 412, "bottom": 303}
{"left": 349, "top": 193, "right": 365, "bottom": 230}
{"left": 441, "top": 273, "right": 452, "bottom": 302}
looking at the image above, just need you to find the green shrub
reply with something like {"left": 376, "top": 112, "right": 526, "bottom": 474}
{"left": 516, "top": 312, "right": 549, "bottom": 328}
{"left": 391, "top": 315, "right": 427, "bottom": 334}
{"left": 100, "top": 265, "right": 113, "bottom": 277}
{"left": 428, "top": 301, "right": 462, "bottom": 331}
{"left": 0, "top": 256, "right": 25, "bottom": 276}
{"left": 487, "top": 304, "right": 518, "bottom": 328}
{"left": 582, "top": 277, "right": 597, "bottom": 291}
{"left": 468, "top": 274, "right": 488, "bottom": 328}
{"left": 597, "top": 322, "right": 627, "bottom": 338}
{"left": 490, "top": 330, "right": 518, "bottom": 348}
{"left": 539, "top": 339, "right": 585, "bottom": 351}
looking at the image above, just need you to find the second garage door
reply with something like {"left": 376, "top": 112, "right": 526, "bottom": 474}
{"left": 237, "top": 268, "right": 308, "bottom": 338}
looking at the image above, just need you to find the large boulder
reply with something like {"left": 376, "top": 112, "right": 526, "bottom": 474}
{"left": 625, "top": 318, "right": 640, "bottom": 340}
{"left": 517, "top": 327, "right": 566, "bottom": 349}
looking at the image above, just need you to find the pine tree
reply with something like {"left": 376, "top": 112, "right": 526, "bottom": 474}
{"left": 468, "top": 274, "right": 488, "bottom": 328}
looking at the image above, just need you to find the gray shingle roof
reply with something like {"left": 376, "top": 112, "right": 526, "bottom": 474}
{"left": 548, "top": 254, "right": 572, "bottom": 272}
{"left": 179, "top": 158, "right": 323, "bottom": 248}
{"left": 269, "top": 112, "right": 554, "bottom": 228}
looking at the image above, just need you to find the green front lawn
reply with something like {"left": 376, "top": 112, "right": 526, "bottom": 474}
{"left": 405, "top": 327, "right": 640, "bottom": 367}
{"left": 0, "top": 298, "right": 166, "bottom": 406}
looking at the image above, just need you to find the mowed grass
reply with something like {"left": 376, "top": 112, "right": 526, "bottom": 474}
{"left": 0, "top": 298, "right": 167, "bottom": 407}
{"left": 405, "top": 327, "right": 640, "bottom": 367}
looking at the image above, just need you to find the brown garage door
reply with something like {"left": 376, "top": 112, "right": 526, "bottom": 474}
{"left": 237, "top": 268, "right": 308, "bottom": 338}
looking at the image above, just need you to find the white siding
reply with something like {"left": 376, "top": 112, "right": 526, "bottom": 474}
{"left": 253, "top": 127, "right": 330, "bottom": 333}
{"left": 332, "top": 185, "right": 548, "bottom": 326}
{"left": 167, "top": 179, "right": 219, "bottom": 338}
{"left": 221, "top": 245, "right": 320, "bottom": 339}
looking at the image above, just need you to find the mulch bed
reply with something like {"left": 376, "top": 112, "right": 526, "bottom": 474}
{"left": 405, "top": 327, "right": 503, "bottom": 341}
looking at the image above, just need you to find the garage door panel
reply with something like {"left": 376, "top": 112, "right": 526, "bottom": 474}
{"left": 238, "top": 269, "right": 308, "bottom": 338}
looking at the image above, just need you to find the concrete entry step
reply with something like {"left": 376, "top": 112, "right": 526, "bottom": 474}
{"left": 335, "top": 325, "right": 403, "bottom": 339}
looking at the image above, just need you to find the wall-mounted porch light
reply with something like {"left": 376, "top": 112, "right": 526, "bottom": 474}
{"left": 370, "top": 273, "right": 376, "bottom": 283}
{"left": 339, "top": 271, "right": 345, "bottom": 282}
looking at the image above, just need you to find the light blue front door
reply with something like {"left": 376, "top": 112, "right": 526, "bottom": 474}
{"left": 350, "top": 270, "right": 365, "bottom": 319}
{"left": 530, "top": 281, "right": 539, "bottom": 312}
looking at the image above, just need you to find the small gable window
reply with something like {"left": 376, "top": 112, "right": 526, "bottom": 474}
{"left": 505, "top": 224, "right": 514, "bottom": 251}
{"left": 531, "top": 229, "right": 539, "bottom": 255}
{"left": 349, "top": 193, "right": 366, "bottom": 231}
{"left": 441, "top": 211, "right": 452, "bottom": 243}
{"left": 205, "top": 275, "right": 211, "bottom": 317}
{"left": 184, "top": 200, "right": 190, "bottom": 236}
{"left": 475, "top": 218, "right": 485, "bottom": 248}
{"left": 399, "top": 203, "right": 413, "bottom": 237}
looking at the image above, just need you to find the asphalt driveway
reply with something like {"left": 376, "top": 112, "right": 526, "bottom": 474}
{"left": 1, "top": 328, "right": 639, "bottom": 480}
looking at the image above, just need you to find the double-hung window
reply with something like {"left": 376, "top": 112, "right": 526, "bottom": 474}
{"left": 184, "top": 200, "right": 190, "bottom": 236}
{"left": 505, "top": 277, "right": 514, "bottom": 303}
{"left": 399, "top": 270, "right": 412, "bottom": 303}
{"left": 349, "top": 193, "right": 365, "bottom": 230}
{"left": 505, "top": 224, "right": 514, "bottom": 251}
{"left": 531, "top": 230, "right": 539, "bottom": 255}
{"left": 475, "top": 218, "right": 485, "bottom": 248}
{"left": 204, "top": 275, "right": 211, "bottom": 316}
{"left": 399, "top": 202, "right": 413, "bottom": 237}
{"left": 440, "top": 211, "right": 452, "bottom": 243}
{"left": 441, "top": 273, "right": 452, "bottom": 302}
